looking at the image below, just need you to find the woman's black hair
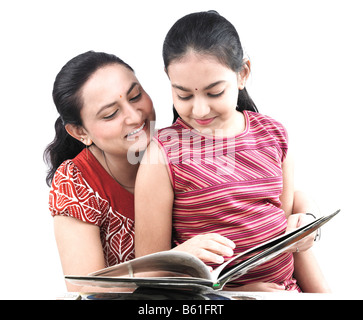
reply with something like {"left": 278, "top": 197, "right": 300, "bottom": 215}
{"left": 162, "top": 10, "right": 258, "bottom": 123}
{"left": 43, "top": 51, "right": 133, "bottom": 187}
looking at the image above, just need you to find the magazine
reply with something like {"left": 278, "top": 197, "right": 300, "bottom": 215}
{"left": 66, "top": 210, "right": 339, "bottom": 291}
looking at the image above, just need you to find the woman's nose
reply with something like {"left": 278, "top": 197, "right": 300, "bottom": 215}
{"left": 124, "top": 103, "right": 142, "bottom": 124}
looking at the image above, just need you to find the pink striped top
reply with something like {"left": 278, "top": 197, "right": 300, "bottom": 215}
{"left": 154, "top": 110, "right": 299, "bottom": 291}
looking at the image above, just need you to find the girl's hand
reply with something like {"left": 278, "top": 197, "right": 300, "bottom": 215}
{"left": 172, "top": 233, "right": 235, "bottom": 265}
{"left": 285, "top": 213, "right": 316, "bottom": 253}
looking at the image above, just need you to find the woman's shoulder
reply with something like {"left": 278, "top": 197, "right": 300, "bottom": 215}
{"left": 49, "top": 157, "right": 104, "bottom": 224}
{"left": 51, "top": 158, "right": 81, "bottom": 186}
{"left": 51, "top": 159, "right": 89, "bottom": 189}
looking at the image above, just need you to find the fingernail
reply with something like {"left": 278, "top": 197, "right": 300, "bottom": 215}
{"left": 227, "top": 248, "right": 234, "bottom": 256}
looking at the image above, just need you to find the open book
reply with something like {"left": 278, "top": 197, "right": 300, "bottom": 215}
{"left": 66, "top": 210, "right": 339, "bottom": 291}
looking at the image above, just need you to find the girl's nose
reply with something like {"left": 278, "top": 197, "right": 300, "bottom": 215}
{"left": 192, "top": 98, "right": 210, "bottom": 118}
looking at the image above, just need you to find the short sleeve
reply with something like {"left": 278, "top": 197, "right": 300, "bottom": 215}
{"left": 260, "top": 114, "right": 289, "bottom": 162}
{"left": 49, "top": 160, "right": 103, "bottom": 226}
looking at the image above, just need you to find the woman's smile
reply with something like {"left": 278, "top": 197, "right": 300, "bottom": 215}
{"left": 126, "top": 121, "right": 146, "bottom": 138}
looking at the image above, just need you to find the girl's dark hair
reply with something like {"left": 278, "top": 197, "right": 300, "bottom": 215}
{"left": 44, "top": 51, "right": 133, "bottom": 187}
{"left": 163, "top": 10, "right": 258, "bottom": 122}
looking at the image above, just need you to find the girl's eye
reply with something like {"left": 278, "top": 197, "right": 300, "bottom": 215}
{"left": 130, "top": 92, "right": 142, "bottom": 102}
{"left": 177, "top": 95, "right": 193, "bottom": 101}
{"left": 208, "top": 90, "right": 225, "bottom": 98}
{"left": 103, "top": 109, "right": 118, "bottom": 120}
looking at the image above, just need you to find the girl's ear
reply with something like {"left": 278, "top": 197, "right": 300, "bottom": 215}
{"left": 237, "top": 59, "right": 251, "bottom": 90}
{"left": 65, "top": 124, "right": 93, "bottom": 146}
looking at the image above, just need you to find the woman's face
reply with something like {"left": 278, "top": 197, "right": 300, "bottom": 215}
{"left": 79, "top": 63, "right": 155, "bottom": 157}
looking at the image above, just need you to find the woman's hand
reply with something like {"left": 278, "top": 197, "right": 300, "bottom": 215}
{"left": 285, "top": 213, "right": 316, "bottom": 253}
{"left": 171, "top": 233, "right": 235, "bottom": 265}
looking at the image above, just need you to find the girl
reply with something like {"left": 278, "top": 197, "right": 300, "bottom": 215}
{"left": 135, "top": 11, "right": 330, "bottom": 292}
{"left": 45, "top": 51, "right": 235, "bottom": 292}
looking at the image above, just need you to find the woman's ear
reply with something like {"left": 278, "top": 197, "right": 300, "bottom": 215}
{"left": 237, "top": 59, "right": 251, "bottom": 90}
{"left": 65, "top": 124, "right": 92, "bottom": 146}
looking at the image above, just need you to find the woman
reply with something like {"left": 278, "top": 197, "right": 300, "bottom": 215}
{"left": 45, "top": 51, "right": 235, "bottom": 292}
{"left": 45, "top": 50, "right": 320, "bottom": 293}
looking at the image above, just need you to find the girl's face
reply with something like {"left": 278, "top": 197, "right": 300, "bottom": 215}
{"left": 167, "top": 52, "right": 249, "bottom": 136}
{"left": 79, "top": 63, "right": 155, "bottom": 156}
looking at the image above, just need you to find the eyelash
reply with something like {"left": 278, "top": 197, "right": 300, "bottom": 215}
{"left": 177, "top": 90, "right": 225, "bottom": 101}
{"left": 130, "top": 92, "right": 142, "bottom": 102}
{"left": 103, "top": 92, "right": 142, "bottom": 120}
{"left": 208, "top": 90, "right": 225, "bottom": 98}
{"left": 103, "top": 110, "right": 118, "bottom": 120}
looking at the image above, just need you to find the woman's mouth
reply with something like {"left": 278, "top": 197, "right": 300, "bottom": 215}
{"left": 126, "top": 122, "right": 146, "bottom": 138}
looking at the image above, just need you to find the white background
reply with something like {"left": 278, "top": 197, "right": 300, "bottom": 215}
{"left": 0, "top": 0, "right": 362, "bottom": 299}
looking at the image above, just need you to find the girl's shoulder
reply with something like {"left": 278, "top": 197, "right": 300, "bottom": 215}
{"left": 246, "top": 110, "right": 288, "bottom": 141}
{"left": 155, "top": 119, "right": 186, "bottom": 136}
{"left": 246, "top": 110, "right": 286, "bottom": 130}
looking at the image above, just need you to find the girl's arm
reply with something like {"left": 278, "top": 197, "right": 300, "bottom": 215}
{"left": 134, "top": 141, "right": 174, "bottom": 257}
{"left": 134, "top": 141, "right": 235, "bottom": 263}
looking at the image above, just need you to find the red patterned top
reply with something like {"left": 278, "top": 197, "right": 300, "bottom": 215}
{"left": 49, "top": 148, "right": 135, "bottom": 267}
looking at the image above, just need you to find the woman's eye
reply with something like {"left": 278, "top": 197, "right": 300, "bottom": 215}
{"left": 208, "top": 90, "right": 225, "bottom": 98}
{"left": 103, "top": 109, "right": 118, "bottom": 120}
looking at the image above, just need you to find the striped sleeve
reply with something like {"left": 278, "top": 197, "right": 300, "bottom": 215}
{"left": 253, "top": 112, "right": 289, "bottom": 162}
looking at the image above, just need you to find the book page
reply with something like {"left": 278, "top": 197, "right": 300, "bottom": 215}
{"left": 89, "top": 251, "right": 212, "bottom": 280}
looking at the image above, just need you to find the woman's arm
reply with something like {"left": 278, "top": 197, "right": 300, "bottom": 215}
{"left": 280, "top": 153, "right": 316, "bottom": 251}
{"left": 280, "top": 153, "right": 331, "bottom": 293}
{"left": 289, "top": 191, "right": 331, "bottom": 293}
{"left": 54, "top": 216, "right": 106, "bottom": 292}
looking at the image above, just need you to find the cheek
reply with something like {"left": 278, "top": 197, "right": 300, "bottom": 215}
{"left": 221, "top": 90, "right": 239, "bottom": 110}
{"left": 92, "top": 123, "right": 121, "bottom": 143}
{"left": 141, "top": 95, "right": 156, "bottom": 120}
{"left": 173, "top": 102, "right": 189, "bottom": 117}
{"left": 172, "top": 97, "right": 190, "bottom": 116}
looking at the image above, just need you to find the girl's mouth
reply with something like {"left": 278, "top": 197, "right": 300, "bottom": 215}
{"left": 194, "top": 117, "right": 215, "bottom": 126}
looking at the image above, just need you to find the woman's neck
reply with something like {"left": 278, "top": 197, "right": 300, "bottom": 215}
{"left": 89, "top": 146, "right": 140, "bottom": 193}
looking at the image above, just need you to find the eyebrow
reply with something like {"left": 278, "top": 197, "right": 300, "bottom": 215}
{"left": 127, "top": 82, "right": 139, "bottom": 95}
{"left": 172, "top": 80, "right": 226, "bottom": 92}
{"left": 96, "top": 101, "right": 117, "bottom": 116}
{"left": 96, "top": 82, "right": 139, "bottom": 116}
